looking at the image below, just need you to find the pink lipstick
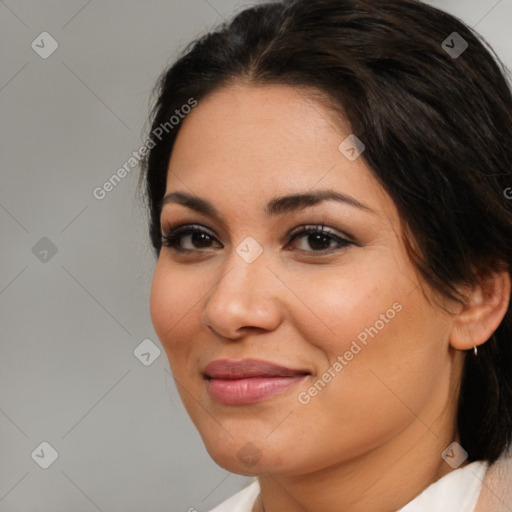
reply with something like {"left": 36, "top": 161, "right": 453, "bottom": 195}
{"left": 203, "top": 359, "right": 310, "bottom": 405}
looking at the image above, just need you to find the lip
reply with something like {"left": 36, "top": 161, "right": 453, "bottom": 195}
{"left": 203, "top": 359, "right": 310, "bottom": 405}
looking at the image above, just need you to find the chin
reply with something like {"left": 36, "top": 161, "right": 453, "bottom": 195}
{"left": 205, "top": 444, "right": 265, "bottom": 476}
{"left": 203, "top": 433, "right": 304, "bottom": 477}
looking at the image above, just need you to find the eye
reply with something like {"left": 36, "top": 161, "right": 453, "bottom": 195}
{"left": 159, "top": 223, "right": 354, "bottom": 254}
{"left": 287, "top": 224, "right": 353, "bottom": 253}
{"left": 160, "top": 224, "right": 220, "bottom": 252}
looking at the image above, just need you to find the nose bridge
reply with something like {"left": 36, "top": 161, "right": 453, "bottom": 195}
{"left": 202, "top": 239, "right": 281, "bottom": 337}
{"left": 211, "top": 239, "right": 270, "bottom": 306}
{"left": 216, "top": 234, "right": 269, "bottom": 292}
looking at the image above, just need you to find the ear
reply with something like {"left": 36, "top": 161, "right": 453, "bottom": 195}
{"left": 450, "top": 269, "right": 511, "bottom": 351}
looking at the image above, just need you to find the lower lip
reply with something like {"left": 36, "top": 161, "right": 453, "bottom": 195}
{"left": 206, "top": 375, "right": 308, "bottom": 405}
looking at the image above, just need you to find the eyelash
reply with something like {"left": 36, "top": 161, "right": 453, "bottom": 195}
{"left": 159, "top": 223, "right": 354, "bottom": 255}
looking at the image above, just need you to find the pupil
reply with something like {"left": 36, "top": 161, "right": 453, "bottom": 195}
{"left": 193, "top": 232, "right": 211, "bottom": 248}
{"left": 309, "top": 233, "right": 330, "bottom": 250}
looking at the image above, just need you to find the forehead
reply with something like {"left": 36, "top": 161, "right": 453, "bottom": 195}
{"left": 165, "top": 83, "right": 393, "bottom": 219}
{"left": 169, "top": 83, "right": 343, "bottom": 166}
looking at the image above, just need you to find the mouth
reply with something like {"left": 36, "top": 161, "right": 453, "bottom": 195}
{"left": 203, "top": 359, "right": 311, "bottom": 405}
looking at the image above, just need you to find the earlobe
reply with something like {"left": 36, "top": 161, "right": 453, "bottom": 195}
{"left": 449, "top": 269, "right": 511, "bottom": 352}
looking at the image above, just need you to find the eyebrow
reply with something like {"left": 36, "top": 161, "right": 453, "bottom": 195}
{"left": 161, "top": 189, "right": 374, "bottom": 219}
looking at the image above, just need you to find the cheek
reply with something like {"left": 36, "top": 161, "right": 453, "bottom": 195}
{"left": 290, "top": 257, "right": 449, "bottom": 411}
{"left": 283, "top": 274, "right": 451, "bottom": 467}
{"left": 298, "top": 276, "right": 449, "bottom": 418}
{"left": 289, "top": 259, "right": 404, "bottom": 356}
{"left": 149, "top": 261, "right": 199, "bottom": 369}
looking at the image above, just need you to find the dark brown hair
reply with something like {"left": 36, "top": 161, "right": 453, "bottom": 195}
{"left": 139, "top": 0, "right": 512, "bottom": 463}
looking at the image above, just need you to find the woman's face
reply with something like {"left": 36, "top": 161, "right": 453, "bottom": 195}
{"left": 150, "top": 83, "right": 462, "bottom": 476}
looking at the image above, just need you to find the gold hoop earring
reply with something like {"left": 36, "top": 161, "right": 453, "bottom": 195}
{"left": 473, "top": 345, "right": 478, "bottom": 356}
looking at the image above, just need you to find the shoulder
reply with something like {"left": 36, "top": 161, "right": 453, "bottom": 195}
{"left": 206, "top": 479, "right": 260, "bottom": 512}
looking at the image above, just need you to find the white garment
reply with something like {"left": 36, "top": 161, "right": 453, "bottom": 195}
{"left": 207, "top": 460, "right": 488, "bottom": 512}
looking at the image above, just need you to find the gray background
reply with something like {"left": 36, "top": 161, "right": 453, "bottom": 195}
{"left": 0, "top": 1, "right": 511, "bottom": 511}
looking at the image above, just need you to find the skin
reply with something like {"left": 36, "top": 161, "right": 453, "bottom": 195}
{"left": 150, "top": 83, "right": 510, "bottom": 512}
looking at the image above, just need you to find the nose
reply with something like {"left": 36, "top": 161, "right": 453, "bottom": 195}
{"left": 201, "top": 247, "right": 283, "bottom": 340}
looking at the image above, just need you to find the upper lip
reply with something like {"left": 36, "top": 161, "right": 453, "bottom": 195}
{"left": 203, "top": 359, "right": 311, "bottom": 379}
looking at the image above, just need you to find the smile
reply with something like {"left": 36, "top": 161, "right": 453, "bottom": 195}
{"left": 203, "top": 358, "right": 311, "bottom": 405}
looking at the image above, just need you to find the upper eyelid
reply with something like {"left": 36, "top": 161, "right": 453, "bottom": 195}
{"left": 161, "top": 223, "right": 217, "bottom": 238}
{"left": 289, "top": 224, "right": 348, "bottom": 237}
{"left": 161, "top": 223, "right": 354, "bottom": 247}
{"left": 161, "top": 222, "right": 348, "bottom": 237}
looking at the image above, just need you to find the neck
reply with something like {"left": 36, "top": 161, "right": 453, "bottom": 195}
{"left": 254, "top": 415, "right": 461, "bottom": 512}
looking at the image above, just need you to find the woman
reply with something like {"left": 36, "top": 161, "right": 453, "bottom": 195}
{"left": 139, "top": 0, "right": 512, "bottom": 510}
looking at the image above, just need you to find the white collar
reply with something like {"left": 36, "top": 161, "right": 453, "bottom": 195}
{"left": 397, "top": 460, "right": 488, "bottom": 512}
{"left": 208, "top": 460, "right": 488, "bottom": 512}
